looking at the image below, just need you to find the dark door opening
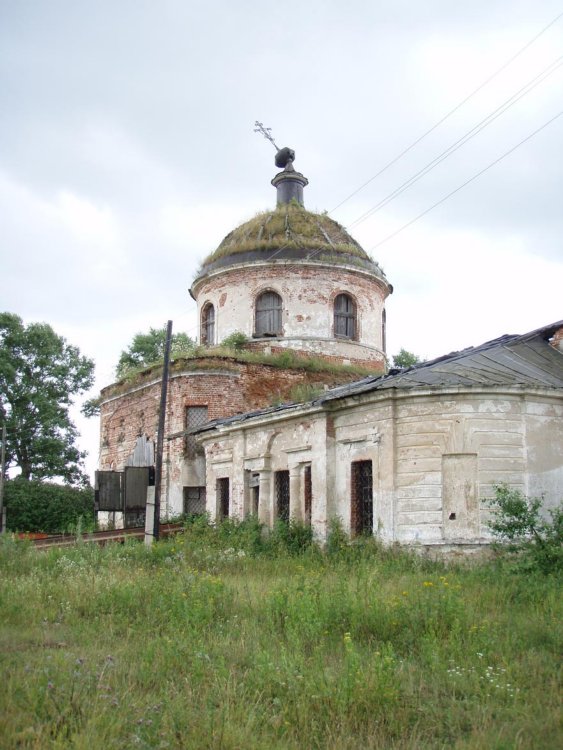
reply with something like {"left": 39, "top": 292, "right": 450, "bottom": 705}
{"left": 303, "top": 465, "right": 312, "bottom": 526}
{"left": 217, "top": 478, "right": 230, "bottom": 519}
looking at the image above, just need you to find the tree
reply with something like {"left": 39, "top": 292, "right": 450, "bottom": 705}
{"left": 116, "top": 327, "right": 195, "bottom": 378}
{"left": 392, "top": 348, "right": 423, "bottom": 369}
{"left": 0, "top": 313, "right": 95, "bottom": 484}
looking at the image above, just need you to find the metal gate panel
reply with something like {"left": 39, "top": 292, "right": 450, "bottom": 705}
{"left": 95, "top": 471, "right": 123, "bottom": 512}
{"left": 124, "top": 466, "right": 150, "bottom": 510}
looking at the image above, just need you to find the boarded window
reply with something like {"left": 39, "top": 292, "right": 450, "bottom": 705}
{"left": 275, "top": 470, "right": 290, "bottom": 522}
{"left": 201, "top": 303, "right": 215, "bottom": 345}
{"left": 183, "top": 486, "right": 206, "bottom": 516}
{"left": 351, "top": 460, "right": 373, "bottom": 536}
{"left": 442, "top": 454, "right": 479, "bottom": 539}
{"left": 303, "top": 465, "right": 312, "bottom": 526}
{"left": 334, "top": 293, "right": 356, "bottom": 339}
{"left": 217, "top": 478, "right": 230, "bottom": 519}
{"left": 185, "top": 406, "right": 208, "bottom": 458}
{"left": 255, "top": 291, "right": 282, "bottom": 336}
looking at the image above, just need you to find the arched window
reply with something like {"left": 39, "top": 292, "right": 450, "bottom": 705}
{"left": 334, "top": 293, "right": 356, "bottom": 339}
{"left": 201, "top": 303, "right": 215, "bottom": 345}
{"left": 255, "top": 291, "right": 282, "bottom": 336}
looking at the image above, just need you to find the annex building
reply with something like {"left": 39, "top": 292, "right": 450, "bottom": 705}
{"left": 194, "top": 322, "right": 563, "bottom": 548}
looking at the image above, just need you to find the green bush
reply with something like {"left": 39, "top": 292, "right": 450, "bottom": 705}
{"left": 487, "top": 484, "right": 562, "bottom": 574}
{"left": 220, "top": 331, "right": 249, "bottom": 351}
{"left": 4, "top": 479, "right": 95, "bottom": 533}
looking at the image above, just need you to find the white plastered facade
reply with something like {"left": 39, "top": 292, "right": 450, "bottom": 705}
{"left": 199, "top": 385, "right": 563, "bottom": 548}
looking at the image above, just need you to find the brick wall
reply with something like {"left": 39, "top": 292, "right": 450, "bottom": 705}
{"left": 98, "top": 355, "right": 368, "bottom": 513}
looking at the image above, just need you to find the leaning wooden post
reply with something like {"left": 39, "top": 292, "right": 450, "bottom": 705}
{"left": 153, "top": 321, "right": 173, "bottom": 542}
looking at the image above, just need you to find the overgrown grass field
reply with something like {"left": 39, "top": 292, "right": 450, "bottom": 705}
{"left": 1, "top": 520, "right": 561, "bottom": 749}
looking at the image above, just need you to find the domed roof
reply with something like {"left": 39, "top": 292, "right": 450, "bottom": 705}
{"left": 192, "top": 203, "right": 389, "bottom": 285}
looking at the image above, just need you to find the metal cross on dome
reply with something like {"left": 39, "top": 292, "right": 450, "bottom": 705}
{"left": 254, "top": 121, "right": 279, "bottom": 150}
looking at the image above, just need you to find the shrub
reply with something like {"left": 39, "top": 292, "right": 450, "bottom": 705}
{"left": 220, "top": 331, "right": 249, "bottom": 351}
{"left": 4, "top": 479, "right": 95, "bottom": 533}
{"left": 487, "top": 484, "right": 562, "bottom": 574}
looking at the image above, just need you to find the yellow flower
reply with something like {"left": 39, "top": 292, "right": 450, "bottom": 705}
{"left": 423, "top": 581, "right": 434, "bottom": 587}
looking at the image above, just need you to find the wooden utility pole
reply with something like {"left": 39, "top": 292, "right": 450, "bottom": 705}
{"left": 153, "top": 321, "right": 173, "bottom": 541}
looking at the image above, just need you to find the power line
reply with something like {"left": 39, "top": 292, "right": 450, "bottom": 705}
{"left": 348, "top": 55, "right": 563, "bottom": 229}
{"left": 329, "top": 10, "right": 563, "bottom": 214}
{"left": 366, "top": 109, "right": 563, "bottom": 253}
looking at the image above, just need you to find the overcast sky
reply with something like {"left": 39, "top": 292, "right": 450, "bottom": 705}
{"left": 1, "top": 0, "right": 562, "bottom": 481}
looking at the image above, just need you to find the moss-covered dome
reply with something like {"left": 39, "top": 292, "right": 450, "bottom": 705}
{"left": 192, "top": 203, "right": 388, "bottom": 285}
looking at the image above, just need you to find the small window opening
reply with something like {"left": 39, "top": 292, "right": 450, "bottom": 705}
{"left": 275, "top": 470, "right": 290, "bottom": 522}
{"left": 304, "top": 465, "right": 312, "bottom": 526}
{"left": 255, "top": 291, "right": 283, "bottom": 336}
{"left": 351, "top": 460, "right": 373, "bottom": 536}
{"left": 185, "top": 406, "right": 208, "bottom": 458}
{"left": 201, "top": 303, "right": 215, "bottom": 345}
{"left": 183, "top": 486, "right": 206, "bottom": 516}
{"left": 334, "top": 293, "right": 356, "bottom": 339}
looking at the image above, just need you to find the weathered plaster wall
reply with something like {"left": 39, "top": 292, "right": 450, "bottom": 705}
{"left": 193, "top": 261, "right": 388, "bottom": 365}
{"left": 200, "top": 387, "right": 563, "bottom": 547}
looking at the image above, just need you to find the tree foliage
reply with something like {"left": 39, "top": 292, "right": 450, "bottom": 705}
{"left": 116, "top": 327, "right": 195, "bottom": 378}
{"left": 0, "top": 313, "right": 95, "bottom": 484}
{"left": 392, "top": 348, "right": 423, "bottom": 369}
{"left": 4, "top": 479, "right": 94, "bottom": 533}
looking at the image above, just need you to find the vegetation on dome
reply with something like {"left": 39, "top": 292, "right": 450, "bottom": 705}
{"left": 201, "top": 203, "right": 372, "bottom": 266}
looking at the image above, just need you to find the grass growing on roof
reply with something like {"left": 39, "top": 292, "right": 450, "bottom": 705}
{"left": 202, "top": 204, "right": 372, "bottom": 265}
{"left": 101, "top": 347, "right": 379, "bottom": 398}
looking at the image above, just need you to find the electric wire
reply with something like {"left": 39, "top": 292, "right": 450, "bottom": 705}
{"left": 329, "top": 10, "right": 563, "bottom": 214}
{"left": 366, "top": 109, "right": 563, "bottom": 253}
{"left": 348, "top": 55, "right": 563, "bottom": 229}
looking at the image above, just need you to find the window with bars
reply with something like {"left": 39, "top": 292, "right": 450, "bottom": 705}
{"left": 183, "top": 486, "right": 206, "bottom": 516}
{"left": 201, "top": 303, "right": 215, "bottom": 345}
{"left": 255, "top": 291, "right": 282, "bottom": 336}
{"left": 217, "top": 478, "right": 230, "bottom": 519}
{"left": 351, "top": 460, "right": 373, "bottom": 536}
{"left": 185, "top": 406, "right": 208, "bottom": 458}
{"left": 334, "top": 293, "right": 356, "bottom": 339}
{"left": 275, "top": 470, "right": 290, "bottom": 522}
{"left": 303, "top": 465, "right": 312, "bottom": 526}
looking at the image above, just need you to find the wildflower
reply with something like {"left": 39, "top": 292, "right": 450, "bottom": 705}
{"left": 422, "top": 581, "right": 434, "bottom": 587}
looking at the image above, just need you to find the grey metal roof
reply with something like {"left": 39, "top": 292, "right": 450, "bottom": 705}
{"left": 314, "top": 320, "right": 563, "bottom": 404}
{"left": 192, "top": 321, "right": 563, "bottom": 435}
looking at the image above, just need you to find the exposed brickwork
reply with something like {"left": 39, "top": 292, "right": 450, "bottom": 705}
{"left": 99, "top": 357, "right": 366, "bottom": 503}
{"left": 244, "top": 341, "right": 384, "bottom": 371}
{"left": 550, "top": 326, "right": 563, "bottom": 352}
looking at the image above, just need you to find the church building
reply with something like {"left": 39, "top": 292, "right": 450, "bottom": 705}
{"left": 97, "top": 148, "right": 392, "bottom": 522}
{"left": 97, "top": 148, "right": 563, "bottom": 549}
